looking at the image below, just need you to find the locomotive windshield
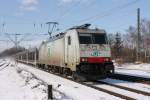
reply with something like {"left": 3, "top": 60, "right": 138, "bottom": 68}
{"left": 79, "top": 33, "right": 107, "bottom": 44}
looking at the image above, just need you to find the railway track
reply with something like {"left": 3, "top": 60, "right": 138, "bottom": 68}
{"left": 109, "top": 73, "right": 150, "bottom": 85}
{"left": 83, "top": 82, "right": 135, "bottom": 100}
{"left": 84, "top": 81, "right": 150, "bottom": 100}
{"left": 38, "top": 68, "right": 150, "bottom": 100}
{"left": 38, "top": 68, "right": 136, "bottom": 100}
{"left": 97, "top": 80, "right": 150, "bottom": 96}
{"left": 18, "top": 62, "right": 150, "bottom": 100}
{"left": 0, "top": 62, "right": 10, "bottom": 71}
{"left": 0, "top": 62, "right": 6, "bottom": 67}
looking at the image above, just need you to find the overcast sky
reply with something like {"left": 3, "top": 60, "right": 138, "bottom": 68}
{"left": 0, "top": 0, "right": 150, "bottom": 52}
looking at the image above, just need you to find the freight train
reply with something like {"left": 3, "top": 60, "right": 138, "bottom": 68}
{"left": 16, "top": 24, "right": 114, "bottom": 81}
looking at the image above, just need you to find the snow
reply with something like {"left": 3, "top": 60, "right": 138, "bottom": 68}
{"left": 101, "top": 78, "right": 150, "bottom": 93}
{"left": 0, "top": 58, "right": 150, "bottom": 100}
{"left": 14, "top": 61, "right": 122, "bottom": 100}
{"left": 93, "top": 83, "right": 150, "bottom": 100}
{"left": 0, "top": 61, "right": 47, "bottom": 100}
{"left": 0, "top": 59, "right": 122, "bottom": 100}
{"left": 114, "top": 62, "right": 150, "bottom": 78}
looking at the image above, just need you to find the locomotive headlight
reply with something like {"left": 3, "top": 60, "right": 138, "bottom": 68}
{"left": 81, "top": 58, "right": 85, "bottom": 62}
{"left": 81, "top": 58, "right": 88, "bottom": 62}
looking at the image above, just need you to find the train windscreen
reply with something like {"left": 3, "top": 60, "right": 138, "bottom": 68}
{"left": 79, "top": 33, "right": 106, "bottom": 44}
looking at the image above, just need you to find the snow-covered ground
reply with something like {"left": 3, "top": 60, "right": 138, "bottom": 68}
{"left": 92, "top": 82, "right": 150, "bottom": 100}
{"left": 0, "top": 58, "right": 150, "bottom": 100}
{"left": 0, "top": 60, "right": 47, "bottom": 100}
{"left": 15, "top": 61, "right": 122, "bottom": 100}
{"left": 101, "top": 78, "right": 150, "bottom": 93}
{"left": 114, "top": 62, "right": 150, "bottom": 78}
{"left": 0, "top": 59, "right": 122, "bottom": 100}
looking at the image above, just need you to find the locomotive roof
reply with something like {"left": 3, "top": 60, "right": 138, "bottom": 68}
{"left": 45, "top": 28, "right": 106, "bottom": 43}
{"left": 76, "top": 29, "right": 106, "bottom": 34}
{"left": 46, "top": 32, "right": 65, "bottom": 43}
{"left": 69, "top": 23, "right": 106, "bottom": 34}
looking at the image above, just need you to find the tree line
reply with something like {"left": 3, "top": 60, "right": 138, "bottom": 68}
{"left": 0, "top": 47, "right": 26, "bottom": 57}
{"left": 108, "top": 18, "right": 150, "bottom": 63}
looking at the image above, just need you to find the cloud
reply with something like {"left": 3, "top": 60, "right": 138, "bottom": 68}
{"left": 15, "top": 0, "right": 39, "bottom": 16}
{"left": 20, "top": 0, "right": 39, "bottom": 11}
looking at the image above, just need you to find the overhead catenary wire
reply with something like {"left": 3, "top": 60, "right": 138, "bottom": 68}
{"left": 76, "top": 0, "right": 139, "bottom": 24}
{"left": 54, "top": 0, "right": 82, "bottom": 21}
{"left": 2, "top": 33, "right": 46, "bottom": 48}
{"left": 49, "top": 0, "right": 97, "bottom": 32}
{"left": 0, "top": 0, "right": 140, "bottom": 39}
{"left": 99, "top": 9, "right": 136, "bottom": 29}
{"left": 0, "top": 21, "right": 48, "bottom": 36}
{"left": 54, "top": 0, "right": 98, "bottom": 23}
{"left": 59, "top": 0, "right": 140, "bottom": 32}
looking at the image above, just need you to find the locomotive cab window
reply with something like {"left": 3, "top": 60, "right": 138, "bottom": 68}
{"left": 93, "top": 34, "right": 106, "bottom": 44}
{"left": 79, "top": 33, "right": 106, "bottom": 44}
{"left": 68, "top": 36, "right": 71, "bottom": 45}
{"left": 79, "top": 34, "right": 92, "bottom": 44}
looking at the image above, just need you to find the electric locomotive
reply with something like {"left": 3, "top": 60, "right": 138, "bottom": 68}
{"left": 38, "top": 24, "right": 114, "bottom": 80}
{"left": 16, "top": 24, "right": 114, "bottom": 81}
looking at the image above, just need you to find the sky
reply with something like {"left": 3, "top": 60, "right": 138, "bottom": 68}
{"left": 0, "top": 0, "right": 150, "bottom": 52}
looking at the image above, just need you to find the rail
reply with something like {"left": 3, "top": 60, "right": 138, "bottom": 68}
{"left": 109, "top": 73, "right": 150, "bottom": 85}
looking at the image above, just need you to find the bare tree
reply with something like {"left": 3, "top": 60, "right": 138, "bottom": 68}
{"left": 126, "top": 18, "right": 150, "bottom": 62}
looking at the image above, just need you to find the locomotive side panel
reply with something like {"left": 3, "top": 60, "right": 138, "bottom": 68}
{"left": 39, "top": 38, "right": 65, "bottom": 67}
{"left": 64, "top": 30, "right": 80, "bottom": 71}
{"left": 39, "top": 42, "right": 47, "bottom": 64}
